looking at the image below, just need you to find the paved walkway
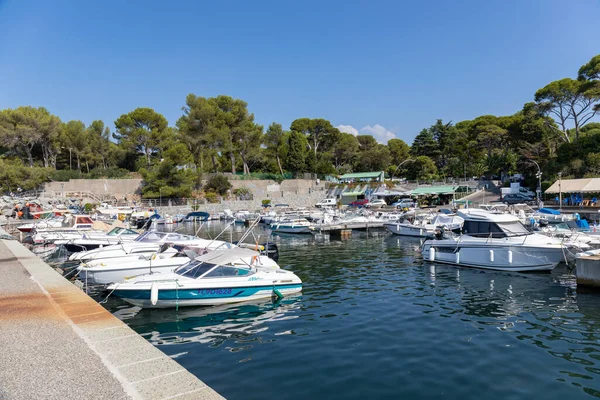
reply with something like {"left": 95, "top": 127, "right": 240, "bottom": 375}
{"left": 0, "top": 236, "right": 224, "bottom": 400}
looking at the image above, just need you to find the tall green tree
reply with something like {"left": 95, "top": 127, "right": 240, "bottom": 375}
{"left": 286, "top": 131, "right": 308, "bottom": 175}
{"left": 61, "top": 120, "right": 88, "bottom": 171}
{"left": 0, "top": 106, "right": 60, "bottom": 167}
{"left": 387, "top": 138, "right": 411, "bottom": 166}
{"left": 410, "top": 128, "right": 438, "bottom": 158}
{"left": 332, "top": 133, "right": 359, "bottom": 170}
{"left": 114, "top": 107, "right": 169, "bottom": 168}
{"left": 290, "top": 118, "right": 339, "bottom": 170}
{"left": 233, "top": 120, "right": 263, "bottom": 175}
{"left": 264, "top": 122, "right": 288, "bottom": 176}
{"left": 535, "top": 78, "right": 600, "bottom": 141}
{"left": 139, "top": 142, "right": 195, "bottom": 198}
{"left": 579, "top": 55, "right": 600, "bottom": 81}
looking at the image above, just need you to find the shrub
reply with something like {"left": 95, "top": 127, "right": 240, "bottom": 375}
{"left": 233, "top": 187, "right": 252, "bottom": 199}
{"left": 84, "top": 203, "right": 94, "bottom": 212}
{"left": 204, "top": 175, "right": 232, "bottom": 196}
{"left": 262, "top": 199, "right": 271, "bottom": 206}
{"left": 204, "top": 191, "right": 220, "bottom": 203}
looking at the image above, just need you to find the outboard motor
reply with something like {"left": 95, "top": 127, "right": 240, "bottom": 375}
{"left": 434, "top": 226, "right": 445, "bottom": 240}
{"left": 260, "top": 242, "right": 279, "bottom": 262}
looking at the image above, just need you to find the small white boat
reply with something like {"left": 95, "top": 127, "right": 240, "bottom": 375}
{"left": 107, "top": 248, "right": 302, "bottom": 308}
{"left": 270, "top": 217, "right": 312, "bottom": 234}
{"left": 385, "top": 213, "right": 464, "bottom": 238}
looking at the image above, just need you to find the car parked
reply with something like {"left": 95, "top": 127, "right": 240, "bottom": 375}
{"left": 349, "top": 199, "right": 369, "bottom": 207}
{"left": 315, "top": 198, "right": 337, "bottom": 208}
{"left": 366, "top": 199, "right": 387, "bottom": 208}
{"left": 392, "top": 199, "right": 415, "bottom": 209}
{"left": 503, "top": 193, "right": 534, "bottom": 205}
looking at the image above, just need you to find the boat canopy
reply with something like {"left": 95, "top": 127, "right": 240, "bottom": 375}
{"left": 538, "top": 208, "right": 561, "bottom": 215}
{"left": 192, "top": 247, "right": 260, "bottom": 265}
{"left": 185, "top": 211, "right": 209, "bottom": 221}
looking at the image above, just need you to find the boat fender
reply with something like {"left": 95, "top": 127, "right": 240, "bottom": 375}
{"left": 272, "top": 287, "right": 284, "bottom": 299}
{"left": 489, "top": 250, "right": 494, "bottom": 263}
{"left": 150, "top": 282, "right": 159, "bottom": 306}
{"left": 429, "top": 247, "right": 435, "bottom": 262}
{"left": 455, "top": 252, "right": 460, "bottom": 264}
{"left": 508, "top": 250, "right": 513, "bottom": 264}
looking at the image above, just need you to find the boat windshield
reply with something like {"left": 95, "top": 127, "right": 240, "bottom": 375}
{"left": 165, "top": 233, "right": 193, "bottom": 241}
{"left": 175, "top": 261, "right": 217, "bottom": 278}
{"left": 203, "top": 265, "right": 253, "bottom": 277}
{"left": 135, "top": 231, "right": 168, "bottom": 242}
{"left": 463, "top": 220, "right": 531, "bottom": 238}
{"left": 497, "top": 222, "right": 530, "bottom": 236}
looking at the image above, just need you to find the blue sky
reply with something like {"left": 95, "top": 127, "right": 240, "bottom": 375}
{"left": 0, "top": 0, "right": 599, "bottom": 144}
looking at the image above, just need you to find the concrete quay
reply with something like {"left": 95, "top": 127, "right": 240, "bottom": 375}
{"left": 0, "top": 230, "right": 224, "bottom": 400}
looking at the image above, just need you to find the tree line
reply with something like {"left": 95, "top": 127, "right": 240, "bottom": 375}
{"left": 0, "top": 54, "right": 599, "bottom": 197}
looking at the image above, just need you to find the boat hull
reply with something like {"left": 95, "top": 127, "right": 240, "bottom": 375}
{"left": 421, "top": 242, "right": 565, "bottom": 272}
{"left": 271, "top": 225, "right": 312, "bottom": 234}
{"left": 113, "top": 283, "right": 303, "bottom": 307}
{"left": 384, "top": 223, "right": 434, "bottom": 238}
{"left": 80, "top": 265, "right": 179, "bottom": 285}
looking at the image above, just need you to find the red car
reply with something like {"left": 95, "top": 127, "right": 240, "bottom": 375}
{"left": 349, "top": 199, "right": 369, "bottom": 207}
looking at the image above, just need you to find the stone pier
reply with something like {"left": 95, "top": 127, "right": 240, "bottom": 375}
{"left": 0, "top": 228, "right": 224, "bottom": 400}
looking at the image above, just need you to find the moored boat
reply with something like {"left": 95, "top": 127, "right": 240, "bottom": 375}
{"left": 107, "top": 247, "right": 302, "bottom": 308}
{"left": 422, "top": 209, "right": 570, "bottom": 272}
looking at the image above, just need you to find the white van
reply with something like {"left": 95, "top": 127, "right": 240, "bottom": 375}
{"left": 315, "top": 198, "right": 337, "bottom": 208}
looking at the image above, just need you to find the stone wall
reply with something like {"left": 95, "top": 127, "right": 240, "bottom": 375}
{"left": 44, "top": 179, "right": 143, "bottom": 199}
{"left": 157, "top": 190, "right": 328, "bottom": 215}
{"left": 43, "top": 178, "right": 326, "bottom": 201}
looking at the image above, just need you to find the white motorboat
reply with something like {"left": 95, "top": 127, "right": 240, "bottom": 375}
{"left": 31, "top": 215, "right": 100, "bottom": 244}
{"left": 270, "top": 217, "right": 312, "bottom": 234}
{"left": 67, "top": 231, "right": 235, "bottom": 262}
{"left": 107, "top": 247, "right": 302, "bottom": 308}
{"left": 78, "top": 245, "right": 281, "bottom": 286}
{"left": 385, "top": 213, "right": 464, "bottom": 238}
{"left": 17, "top": 215, "right": 67, "bottom": 233}
{"left": 55, "top": 227, "right": 140, "bottom": 252}
{"left": 78, "top": 247, "right": 191, "bottom": 285}
{"left": 422, "top": 209, "right": 571, "bottom": 272}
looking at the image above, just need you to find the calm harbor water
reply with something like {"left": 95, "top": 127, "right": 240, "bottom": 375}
{"left": 99, "top": 222, "right": 600, "bottom": 399}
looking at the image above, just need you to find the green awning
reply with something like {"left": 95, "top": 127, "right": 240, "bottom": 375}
{"left": 342, "top": 191, "right": 364, "bottom": 196}
{"left": 410, "top": 186, "right": 456, "bottom": 195}
{"left": 339, "top": 171, "right": 384, "bottom": 179}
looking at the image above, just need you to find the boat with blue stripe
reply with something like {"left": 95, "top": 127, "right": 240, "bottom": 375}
{"left": 108, "top": 247, "right": 302, "bottom": 308}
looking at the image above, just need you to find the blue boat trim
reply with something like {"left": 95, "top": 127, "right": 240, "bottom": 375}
{"left": 113, "top": 284, "right": 302, "bottom": 300}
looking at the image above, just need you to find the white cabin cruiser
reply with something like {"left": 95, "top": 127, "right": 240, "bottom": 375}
{"left": 385, "top": 212, "right": 464, "bottom": 237}
{"left": 108, "top": 248, "right": 301, "bottom": 308}
{"left": 422, "top": 209, "right": 570, "bottom": 272}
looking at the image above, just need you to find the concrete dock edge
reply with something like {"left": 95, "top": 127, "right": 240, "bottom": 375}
{"left": 0, "top": 230, "right": 224, "bottom": 400}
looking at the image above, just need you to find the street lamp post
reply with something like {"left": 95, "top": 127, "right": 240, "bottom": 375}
{"left": 391, "top": 159, "right": 414, "bottom": 181}
{"left": 159, "top": 187, "right": 162, "bottom": 207}
{"left": 558, "top": 172, "right": 562, "bottom": 210}
{"left": 530, "top": 160, "right": 542, "bottom": 205}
